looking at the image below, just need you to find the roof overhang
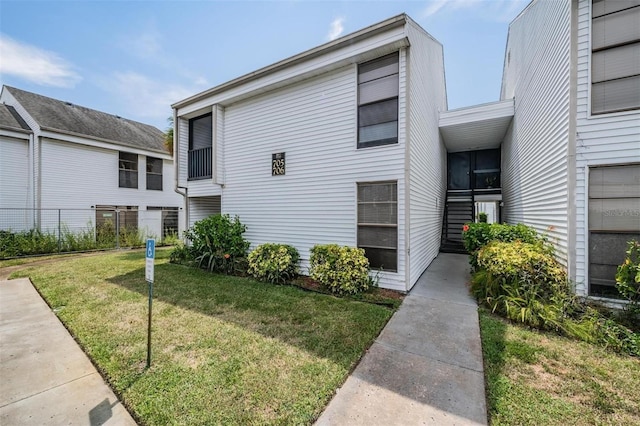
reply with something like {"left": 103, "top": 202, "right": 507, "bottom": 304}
{"left": 439, "top": 99, "right": 514, "bottom": 152}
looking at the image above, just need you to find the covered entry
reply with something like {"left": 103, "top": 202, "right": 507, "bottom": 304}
{"left": 439, "top": 100, "right": 514, "bottom": 252}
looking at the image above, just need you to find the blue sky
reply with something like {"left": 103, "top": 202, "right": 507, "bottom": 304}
{"left": 0, "top": 0, "right": 530, "bottom": 131}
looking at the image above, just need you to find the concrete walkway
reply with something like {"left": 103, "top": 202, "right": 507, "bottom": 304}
{"left": 316, "top": 253, "right": 487, "bottom": 425}
{"left": 0, "top": 278, "right": 136, "bottom": 425}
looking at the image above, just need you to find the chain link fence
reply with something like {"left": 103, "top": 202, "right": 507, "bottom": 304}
{"left": 0, "top": 207, "right": 179, "bottom": 259}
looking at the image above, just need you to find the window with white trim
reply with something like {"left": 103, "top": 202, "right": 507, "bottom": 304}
{"left": 591, "top": 0, "right": 640, "bottom": 114}
{"left": 357, "top": 181, "right": 398, "bottom": 271}
{"left": 358, "top": 53, "right": 399, "bottom": 148}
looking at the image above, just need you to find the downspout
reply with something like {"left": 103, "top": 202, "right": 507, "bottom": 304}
{"left": 173, "top": 108, "right": 189, "bottom": 233}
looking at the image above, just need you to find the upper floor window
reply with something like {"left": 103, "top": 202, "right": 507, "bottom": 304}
{"left": 358, "top": 53, "right": 399, "bottom": 149}
{"left": 119, "top": 152, "right": 138, "bottom": 188}
{"left": 188, "top": 113, "right": 212, "bottom": 180}
{"left": 591, "top": 0, "right": 640, "bottom": 114}
{"left": 146, "top": 156, "right": 163, "bottom": 190}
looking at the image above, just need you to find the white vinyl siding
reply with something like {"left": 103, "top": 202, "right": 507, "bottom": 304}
{"left": 0, "top": 135, "right": 30, "bottom": 211}
{"left": 574, "top": 0, "right": 640, "bottom": 296}
{"left": 188, "top": 196, "right": 221, "bottom": 228}
{"left": 222, "top": 64, "right": 407, "bottom": 291}
{"left": 501, "top": 0, "right": 572, "bottom": 265}
{"left": 38, "top": 138, "right": 182, "bottom": 231}
{"left": 406, "top": 20, "right": 447, "bottom": 289}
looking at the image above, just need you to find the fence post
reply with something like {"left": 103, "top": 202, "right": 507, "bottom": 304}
{"left": 115, "top": 209, "right": 120, "bottom": 249}
{"left": 58, "top": 209, "right": 62, "bottom": 253}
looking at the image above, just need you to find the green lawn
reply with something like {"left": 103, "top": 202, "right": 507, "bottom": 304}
{"left": 479, "top": 309, "right": 640, "bottom": 425}
{"left": 10, "top": 249, "right": 393, "bottom": 425}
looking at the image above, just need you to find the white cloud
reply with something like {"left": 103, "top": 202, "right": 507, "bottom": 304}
{"left": 0, "top": 34, "right": 81, "bottom": 88}
{"left": 327, "top": 17, "right": 345, "bottom": 41}
{"left": 129, "top": 30, "right": 162, "bottom": 59}
{"left": 422, "top": 0, "right": 526, "bottom": 21}
{"left": 107, "top": 71, "right": 206, "bottom": 121}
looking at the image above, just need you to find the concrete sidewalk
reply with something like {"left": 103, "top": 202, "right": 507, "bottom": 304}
{"left": 316, "top": 253, "right": 487, "bottom": 425}
{"left": 0, "top": 278, "right": 136, "bottom": 425}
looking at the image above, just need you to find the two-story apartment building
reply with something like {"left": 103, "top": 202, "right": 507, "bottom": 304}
{"left": 173, "top": 15, "right": 447, "bottom": 291}
{"left": 0, "top": 86, "right": 184, "bottom": 240}
{"left": 173, "top": 1, "right": 639, "bottom": 297}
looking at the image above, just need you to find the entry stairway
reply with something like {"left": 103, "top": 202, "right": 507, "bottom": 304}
{"left": 440, "top": 190, "right": 474, "bottom": 254}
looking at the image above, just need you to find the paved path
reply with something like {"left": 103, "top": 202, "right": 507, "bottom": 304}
{"left": 0, "top": 278, "right": 136, "bottom": 425}
{"left": 316, "top": 253, "right": 487, "bottom": 425}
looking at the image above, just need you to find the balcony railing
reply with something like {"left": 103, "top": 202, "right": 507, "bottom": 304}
{"left": 188, "top": 147, "right": 212, "bottom": 180}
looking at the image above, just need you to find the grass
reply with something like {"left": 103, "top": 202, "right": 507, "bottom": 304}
{"left": 479, "top": 308, "right": 640, "bottom": 425}
{"left": 11, "top": 249, "right": 394, "bottom": 425}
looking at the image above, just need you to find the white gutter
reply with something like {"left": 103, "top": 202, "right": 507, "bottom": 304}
{"left": 172, "top": 108, "right": 188, "bottom": 233}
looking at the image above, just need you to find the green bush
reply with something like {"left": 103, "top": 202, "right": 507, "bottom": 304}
{"left": 471, "top": 240, "right": 570, "bottom": 329}
{"left": 309, "top": 244, "right": 372, "bottom": 295}
{"left": 0, "top": 229, "right": 58, "bottom": 257}
{"left": 478, "top": 212, "right": 488, "bottom": 223}
{"left": 247, "top": 243, "right": 299, "bottom": 284}
{"left": 463, "top": 222, "right": 546, "bottom": 269}
{"left": 616, "top": 240, "right": 640, "bottom": 314}
{"left": 184, "top": 214, "right": 250, "bottom": 274}
{"left": 169, "top": 242, "right": 193, "bottom": 265}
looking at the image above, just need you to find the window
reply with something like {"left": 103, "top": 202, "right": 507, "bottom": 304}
{"left": 357, "top": 181, "right": 398, "bottom": 271}
{"left": 146, "top": 157, "right": 163, "bottom": 190}
{"left": 588, "top": 164, "right": 640, "bottom": 297}
{"left": 591, "top": 0, "right": 640, "bottom": 114}
{"left": 188, "top": 113, "right": 212, "bottom": 180}
{"left": 358, "top": 53, "right": 399, "bottom": 148}
{"left": 95, "top": 205, "right": 138, "bottom": 233}
{"left": 119, "top": 152, "right": 138, "bottom": 188}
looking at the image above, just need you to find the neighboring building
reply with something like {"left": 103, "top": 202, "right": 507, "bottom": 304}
{"left": 498, "top": 0, "right": 640, "bottom": 298}
{"left": 0, "top": 86, "right": 184, "bottom": 241}
{"left": 172, "top": 2, "right": 639, "bottom": 297}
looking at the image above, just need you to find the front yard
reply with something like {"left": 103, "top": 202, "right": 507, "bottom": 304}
{"left": 10, "top": 249, "right": 393, "bottom": 424}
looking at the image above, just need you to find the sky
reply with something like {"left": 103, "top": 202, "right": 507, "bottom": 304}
{"left": 0, "top": 0, "right": 531, "bottom": 131}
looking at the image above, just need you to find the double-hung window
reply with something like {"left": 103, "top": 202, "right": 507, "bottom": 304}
{"left": 119, "top": 152, "right": 138, "bottom": 188}
{"left": 591, "top": 0, "right": 640, "bottom": 114}
{"left": 357, "top": 181, "right": 398, "bottom": 271}
{"left": 146, "top": 156, "right": 163, "bottom": 190}
{"left": 188, "top": 113, "right": 213, "bottom": 180}
{"left": 358, "top": 53, "right": 399, "bottom": 148}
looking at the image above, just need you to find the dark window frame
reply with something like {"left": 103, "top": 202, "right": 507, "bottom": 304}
{"left": 118, "top": 152, "right": 138, "bottom": 189}
{"left": 188, "top": 112, "right": 213, "bottom": 180}
{"left": 357, "top": 53, "right": 399, "bottom": 149}
{"left": 357, "top": 181, "right": 398, "bottom": 272}
{"left": 146, "top": 156, "right": 163, "bottom": 191}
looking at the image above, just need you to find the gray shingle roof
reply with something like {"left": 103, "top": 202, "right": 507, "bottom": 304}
{"left": 5, "top": 86, "right": 167, "bottom": 154}
{"left": 0, "top": 103, "right": 31, "bottom": 133}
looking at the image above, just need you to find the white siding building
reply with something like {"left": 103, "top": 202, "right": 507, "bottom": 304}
{"left": 497, "top": 0, "right": 640, "bottom": 298}
{"left": 173, "top": 15, "right": 446, "bottom": 291}
{"left": 174, "top": 3, "right": 638, "bottom": 297}
{"left": 0, "top": 86, "right": 184, "bottom": 240}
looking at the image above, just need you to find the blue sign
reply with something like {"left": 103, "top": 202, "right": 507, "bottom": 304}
{"left": 145, "top": 239, "right": 155, "bottom": 283}
{"left": 146, "top": 239, "right": 155, "bottom": 259}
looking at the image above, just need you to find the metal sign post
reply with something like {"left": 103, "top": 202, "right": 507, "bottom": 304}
{"left": 145, "top": 239, "right": 155, "bottom": 369}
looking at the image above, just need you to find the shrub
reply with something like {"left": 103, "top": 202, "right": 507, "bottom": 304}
{"left": 478, "top": 212, "right": 488, "bottom": 223}
{"left": 184, "top": 214, "right": 250, "bottom": 274}
{"left": 309, "top": 244, "right": 372, "bottom": 295}
{"left": 247, "top": 243, "right": 299, "bottom": 284}
{"left": 463, "top": 222, "right": 546, "bottom": 270}
{"left": 472, "top": 240, "right": 570, "bottom": 330}
{"left": 169, "top": 242, "right": 193, "bottom": 265}
{"left": 616, "top": 240, "right": 640, "bottom": 314}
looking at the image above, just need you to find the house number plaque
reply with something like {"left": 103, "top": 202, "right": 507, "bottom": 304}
{"left": 272, "top": 152, "right": 285, "bottom": 176}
